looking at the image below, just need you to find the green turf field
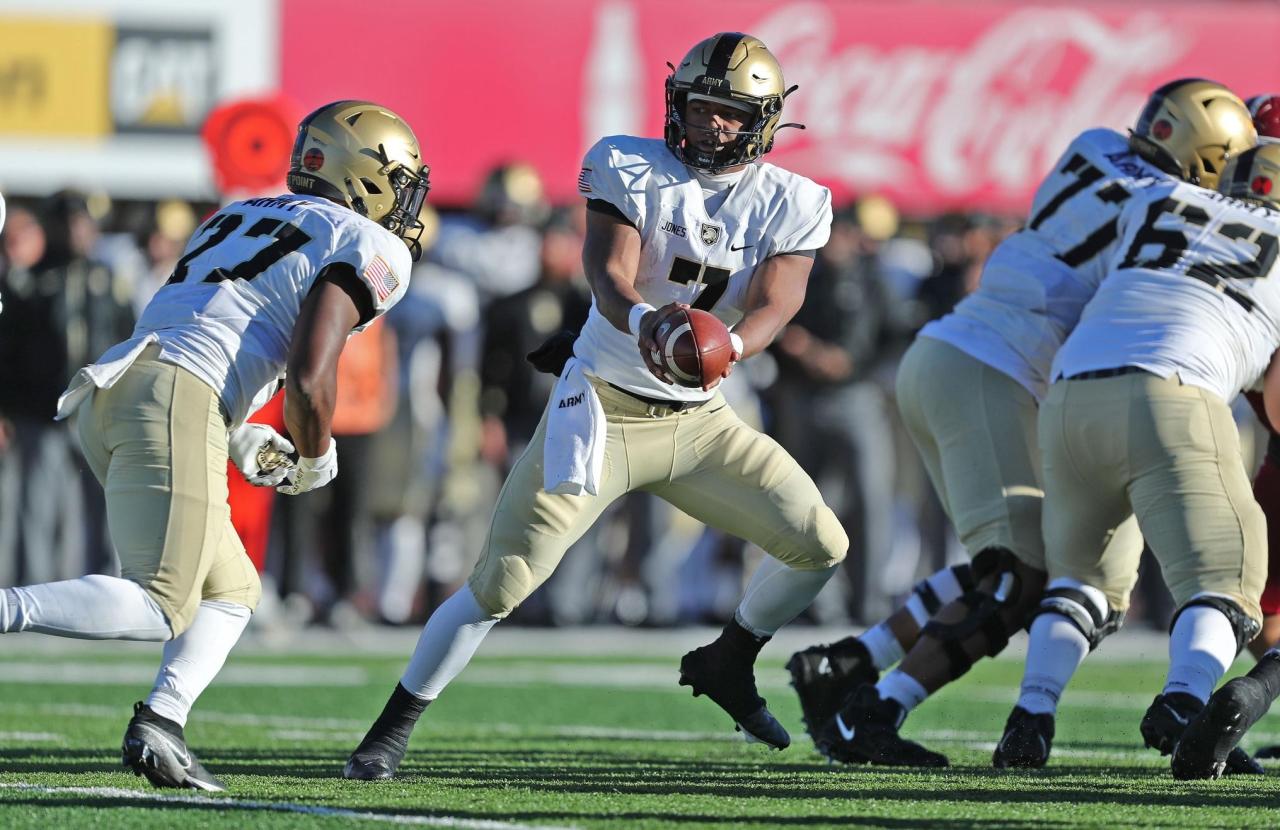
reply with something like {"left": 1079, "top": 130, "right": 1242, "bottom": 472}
{"left": 0, "top": 637, "right": 1278, "bottom": 829}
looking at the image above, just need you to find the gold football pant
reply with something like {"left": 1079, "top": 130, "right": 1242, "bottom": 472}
{"left": 469, "top": 379, "right": 848, "bottom": 617}
{"left": 1040, "top": 372, "right": 1265, "bottom": 622}
{"left": 75, "top": 347, "right": 261, "bottom": 636}
{"left": 896, "top": 337, "right": 1142, "bottom": 604}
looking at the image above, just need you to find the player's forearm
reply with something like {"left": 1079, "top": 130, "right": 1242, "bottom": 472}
{"left": 283, "top": 374, "right": 335, "bottom": 458}
{"left": 588, "top": 268, "right": 647, "bottom": 334}
{"left": 731, "top": 305, "right": 792, "bottom": 360}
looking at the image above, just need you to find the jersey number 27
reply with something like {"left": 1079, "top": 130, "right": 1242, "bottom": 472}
{"left": 167, "top": 213, "right": 314, "bottom": 286}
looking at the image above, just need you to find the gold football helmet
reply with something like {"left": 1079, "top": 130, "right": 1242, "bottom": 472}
{"left": 286, "top": 100, "right": 431, "bottom": 259}
{"left": 1129, "top": 79, "right": 1257, "bottom": 189}
{"left": 1219, "top": 143, "right": 1280, "bottom": 207}
{"left": 664, "top": 33, "right": 795, "bottom": 171}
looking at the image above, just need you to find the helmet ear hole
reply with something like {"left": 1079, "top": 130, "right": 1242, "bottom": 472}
{"left": 360, "top": 178, "right": 383, "bottom": 195}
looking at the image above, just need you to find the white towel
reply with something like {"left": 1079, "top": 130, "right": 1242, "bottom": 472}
{"left": 54, "top": 334, "right": 159, "bottom": 421}
{"left": 543, "top": 358, "right": 607, "bottom": 496}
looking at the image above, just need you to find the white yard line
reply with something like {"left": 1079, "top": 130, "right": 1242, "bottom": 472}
{"left": 0, "top": 732, "right": 61, "bottom": 742}
{"left": 0, "top": 783, "right": 578, "bottom": 829}
{"left": 0, "top": 662, "right": 366, "bottom": 687}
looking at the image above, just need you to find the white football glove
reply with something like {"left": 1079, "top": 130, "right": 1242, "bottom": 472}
{"left": 227, "top": 423, "right": 296, "bottom": 487}
{"left": 276, "top": 440, "right": 338, "bottom": 495}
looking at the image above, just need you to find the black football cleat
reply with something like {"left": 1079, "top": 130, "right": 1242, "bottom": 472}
{"left": 679, "top": 636, "right": 790, "bottom": 750}
{"left": 343, "top": 739, "right": 406, "bottom": 781}
{"left": 786, "top": 636, "right": 879, "bottom": 738}
{"left": 1172, "top": 677, "right": 1272, "bottom": 780}
{"left": 992, "top": 706, "right": 1055, "bottom": 769}
{"left": 815, "top": 684, "right": 948, "bottom": 768}
{"left": 1141, "top": 691, "right": 1262, "bottom": 776}
{"left": 343, "top": 683, "right": 429, "bottom": 781}
{"left": 121, "top": 702, "right": 226, "bottom": 792}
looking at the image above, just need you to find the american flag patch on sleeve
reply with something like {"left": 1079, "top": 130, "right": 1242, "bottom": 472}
{"left": 363, "top": 255, "right": 399, "bottom": 302}
{"left": 577, "top": 167, "right": 592, "bottom": 193}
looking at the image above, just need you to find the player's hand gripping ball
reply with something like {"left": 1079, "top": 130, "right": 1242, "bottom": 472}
{"left": 651, "top": 307, "right": 736, "bottom": 389}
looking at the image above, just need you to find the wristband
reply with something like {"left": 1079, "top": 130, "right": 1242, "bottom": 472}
{"left": 628, "top": 303, "right": 657, "bottom": 338}
{"left": 730, "top": 332, "right": 744, "bottom": 356}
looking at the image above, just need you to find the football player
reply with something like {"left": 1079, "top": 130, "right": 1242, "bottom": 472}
{"left": 0, "top": 100, "right": 429, "bottom": 791}
{"left": 792, "top": 79, "right": 1257, "bottom": 767}
{"left": 996, "top": 138, "right": 1279, "bottom": 772}
{"left": 344, "top": 32, "right": 845, "bottom": 780}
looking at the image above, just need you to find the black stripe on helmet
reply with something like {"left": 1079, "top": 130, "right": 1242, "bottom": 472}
{"left": 704, "top": 33, "right": 746, "bottom": 81}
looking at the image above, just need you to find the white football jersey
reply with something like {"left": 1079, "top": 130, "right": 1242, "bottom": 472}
{"left": 574, "top": 135, "right": 832, "bottom": 402}
{"left": 1054, "top": 178, "right": 1280, "bottom": 403}
{"left": 60, "top": 194, "right": 411, "bottom": 426}
{"left": 921, "top": 129, "right": 1168, "bottom": 399}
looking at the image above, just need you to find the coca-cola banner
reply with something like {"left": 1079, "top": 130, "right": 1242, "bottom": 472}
{"left": 282, "top": 0, "right": 1280, "bottom": 214}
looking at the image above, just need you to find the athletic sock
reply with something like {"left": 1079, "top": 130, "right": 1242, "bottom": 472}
{"left": 145, "top": 600, "right": 252, "bottom": 726}
{"left": 364, "top": 682, "right": 430, "bottom": 748}
{"left": 0, "top": 575, "right": 170, "bottom": 640}
{"left": 401, "top": 584, "right": 499, "bottom": 700}
{"left": 904, "top": 566, "right": 966, "bottom": 629}
{"left": 1016, "top": 613, "right": 1089, "bottom": 715}
{"left": 734, "top": 557, "right": 838, "bottom": 637}
{"left": 860, "top": 622, "right": 906, "bottom": 671}
{"left": 875, "top": 670, "right": 928, "bottom": 715}
{"left": 1164, "top": 605, "right": 1237, "bottom": 703}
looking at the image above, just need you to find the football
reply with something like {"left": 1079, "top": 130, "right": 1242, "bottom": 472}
{"left": 653, "top": 308, "right": 734, "bottom": 388}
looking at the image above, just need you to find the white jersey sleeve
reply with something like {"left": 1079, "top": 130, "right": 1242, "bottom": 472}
{"left": 579, "top": 138, "right": 646, "bottom": 229}
{"left": 1055, "top": 179, "right": 1280, "bottom": 402}
{"left": 769, "top": 178, "right": 832, "bottom": 256}
{"left": 325, "top": 219, "right": 413, "bottom": 331}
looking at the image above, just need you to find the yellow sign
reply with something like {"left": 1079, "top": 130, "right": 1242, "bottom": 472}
{"left": 0, "top": 17, "right": 112, "bottom": 138}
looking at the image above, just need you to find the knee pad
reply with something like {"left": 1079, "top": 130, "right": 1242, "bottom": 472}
{"left": 1031, "top": 578, "right": 1121, "bottom": 651}
{"left": 810, "top": 505, "right": 849, "bottom": 568}
{"left": 1170, "top": 595, "right": 1261, "bottom": 655}
{"left": 920, "top": 547, "right": 1027, "bottom": 680}
{"left": 469, "top": 554, "right": 537, "bottom": 619}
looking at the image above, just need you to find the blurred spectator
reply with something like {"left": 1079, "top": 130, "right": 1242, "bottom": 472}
{"left": 0, "top": 193, "right": 135, "bottom": 585}
{"left": 132, "top": 200, "right": 198, "bottom": 313}
{"left": 478, "top": 208, "right": 592, "bottom": 469}
{"left": 366, "top": 206, "right": 484, "bottom": 623}
{"left": 277, "top": 318, "right": 399, "bottom": 625}
{"left": 769, "top": 197, "right": 899, "bottom": 622}
{"left": 431, "top": 162, "right": 550, "bottom": 300}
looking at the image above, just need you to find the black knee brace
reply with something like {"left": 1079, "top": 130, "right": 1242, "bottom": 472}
{"left": 921, "top": 547, "right": 1025, "bottom": 681}
{"left": 1030, "top": 586, "right": 1122, "bottom": 651}
{"left": 1169, "top": 596, "right": 1261, "bottom": 655}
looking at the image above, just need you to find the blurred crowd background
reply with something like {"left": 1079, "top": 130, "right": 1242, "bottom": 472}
{"left": 0, "top": 0, "right": 1275, "bottom": 635}
{"left": 1, "top": 172, "right": 1223, "bottom": 634}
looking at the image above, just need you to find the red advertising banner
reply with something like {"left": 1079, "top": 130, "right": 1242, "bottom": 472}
{"left": 281, "top": 0, "right": 1280, "bottom": 215}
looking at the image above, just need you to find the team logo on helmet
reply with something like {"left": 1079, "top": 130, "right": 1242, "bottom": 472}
{"left": 1254, "top": 176, "right": 1273, "bottom": 196}
{"left": 302, "top": 148, "right": 325, "bottom": 171}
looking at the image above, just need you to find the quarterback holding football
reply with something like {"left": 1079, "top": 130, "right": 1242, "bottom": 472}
{"left": 345, "top": 32, "right": 848, "bottom": 780}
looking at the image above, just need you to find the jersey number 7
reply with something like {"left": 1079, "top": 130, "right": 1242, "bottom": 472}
{"left": 667, "top": 256, "right": 731, "bottom": 311}
{"left": 167, "top": 213, "right": 314, "bottom": 285}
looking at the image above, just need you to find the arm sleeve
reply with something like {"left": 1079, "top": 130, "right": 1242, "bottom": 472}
{"left": 578, "top": 139, "right": 644, "bottom": 231}
{"left": 771, "top": 184, "right": 833, "bottom": 257}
